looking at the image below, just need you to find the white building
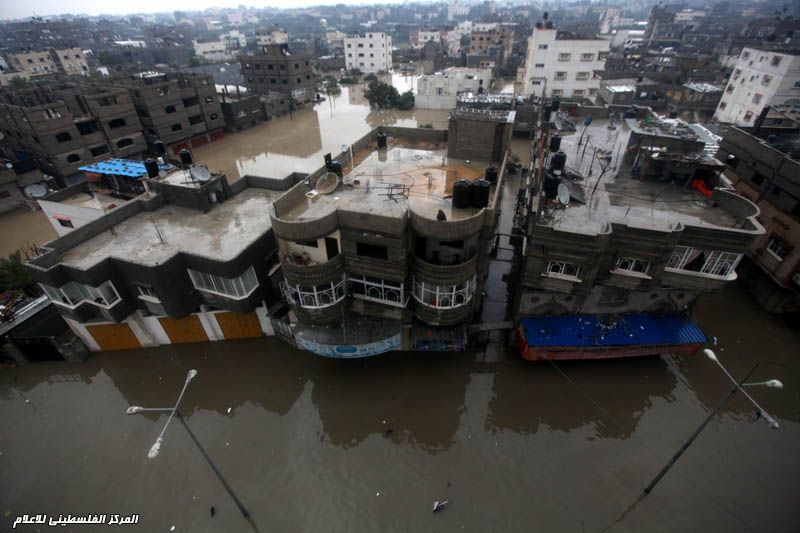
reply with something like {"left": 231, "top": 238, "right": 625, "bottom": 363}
{"left": 344, "top": 33, "right": 392, "bottom": 73}
{"left": 674, "top": 9, "right": 706, "bottom": 24}
{"left": 193, "top": 39, "right": 230, "bottom": 62}
{"left": 256, "top": 29, "right": 289, "bottom": 46}
{"left": 714, "top": 48, "right": 800, "bottom": 127}
{"left": 412, "top": 30, "right": 444, "bottom": 49}
{"left": 416, "top": 67, "right": 493, "bottom": 109}
{"left": 447, "top": 0, "right": 470, "bottom": 21}
{"left": 522, "top": 28, "right": 609, "bottom": 102}
{"left": 326, "top": 31, "right": 346, "bottom": 54}
{"left": 221, "top": 30, "right": 247, "bottom": 51}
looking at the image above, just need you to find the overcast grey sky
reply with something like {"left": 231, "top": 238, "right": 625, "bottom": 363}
{"left": 2, "top": 0, "right": 397, "bottom": 21}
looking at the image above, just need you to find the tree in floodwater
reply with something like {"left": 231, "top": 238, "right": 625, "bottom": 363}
{"left": 0, "top": 249, "right": 36, "bottom": 295}
{"left": 364, "top": 80, "right": 415, "bottom": 110}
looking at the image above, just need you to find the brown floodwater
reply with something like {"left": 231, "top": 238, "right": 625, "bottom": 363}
{"left": 0, "top": 283, "right": 798, "bottom": 532}
{"left": 0, "top": 84, "right": 798, "bottom": 532}
{"left": 0, "top": 208, "right": 58, "bottom": 257}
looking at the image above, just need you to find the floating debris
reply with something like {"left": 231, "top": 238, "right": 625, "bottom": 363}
{"left": 433, "top": 500, "right": 449, "bottom": 513}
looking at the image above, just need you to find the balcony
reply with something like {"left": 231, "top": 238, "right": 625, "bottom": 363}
{"left": 281, "top": 277, "right": 347, "bottom": 325}
{"left": 411, "top": 254, "right": 478, "bottom": 285}
{"left": 281, "top": 253, "right": 344, "bottom": 286}
{"left": 409, "top": 209, "right": 486, "bottom": 241}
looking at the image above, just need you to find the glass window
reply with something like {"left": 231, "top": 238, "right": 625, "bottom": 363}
{"left": 188, "top": 267, "right": 259, "bottom": 298}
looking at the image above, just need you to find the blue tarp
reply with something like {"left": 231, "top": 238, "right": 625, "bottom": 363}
{"left": 519, "top": 313, "right": 707, "bottom": 348}
{"left": 78, "top": 159, "right": 169, "bottom": 179}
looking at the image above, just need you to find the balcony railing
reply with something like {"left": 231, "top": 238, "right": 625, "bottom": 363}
{"left": 412, "top": 275, "right": 476, "bottom": 310}
{"left": 281, "top": 277, "right": 346, "bottom": 309}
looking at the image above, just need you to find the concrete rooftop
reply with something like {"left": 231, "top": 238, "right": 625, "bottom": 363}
{"left": 61, "top": 191, "right": 125, "bottom": 211}
{"left": 543, "top": 119, "right": 742, "bottom": 234}
{"left": 59, "top": 187, "right": 280, "bottom": 269}
{"left": 281, "top": 146, "right": 494, "bottom": 222}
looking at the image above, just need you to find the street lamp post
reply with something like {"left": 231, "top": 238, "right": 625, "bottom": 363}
{"left": 126, "top": 370, "right": 251, "bottom": 520}
{"left": 643, "top": 350, "right": 783, "bottom": 495}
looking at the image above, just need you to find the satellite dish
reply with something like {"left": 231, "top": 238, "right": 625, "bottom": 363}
{"left": 189, "top": 165, "right": 212, "bottom": 182}
{"left": 24, "top": 183, "right": 48, "bottom": 199}
{"left": 315, "top": 172, "right": 339, "bottom": 195}
{"left": 557, "top": 183, "right": 571, "bottom": 206}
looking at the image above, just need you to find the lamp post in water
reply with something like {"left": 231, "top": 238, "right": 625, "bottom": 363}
{"left": 126, "top": 369, "right": 251, "bottom": 520}
{"left": 643, "top": 350, "right": 783, "bottom": 495}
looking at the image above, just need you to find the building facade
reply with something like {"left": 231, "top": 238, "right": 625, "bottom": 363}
{"left": 344, "top": 33, "right": 392, "bottom": 73}
{"left": 115, "top": 72, "right": 225, "bottom": 154}
{"left": 716, "top": 127, "right": 800, "bottom": 313}
{"left": 240, "top": 44, "right": 315, "bottom": 103}
{"left": 714, "top": 48, "right": 800, "bottom": 128}
{"left": 416, "top": 67, "right": 493, "bottom": 109}
{"left": 522, "top": 27, "right": 609, "bottom": 102}
{"left": 0, "top": 83, "right": 145, "bottom": 179}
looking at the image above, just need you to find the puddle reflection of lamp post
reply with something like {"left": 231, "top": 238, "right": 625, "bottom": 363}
{"left": 643, "top": 350, "right": 783, "bottom": 495}
{"left": 126, "top": 370, "right": 251, "bottom": 520}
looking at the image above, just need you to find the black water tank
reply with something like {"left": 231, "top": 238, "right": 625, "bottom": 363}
{"left": 153, "top": 140, "right": 166, "bottom": 155}
{"left": 485, "top": 165, "right": 498, "bottom": 183}
{"left": 377, "top": 132, "right": 388, "bottom": 149}
{"left": 549, "top": 135, "right": 562, "bottom": 152}
{"left": 324, "top": 153, "right": 332, "bottom": 166}
{"left": 544, "top": 174, "right": 560, "bottom": 199}
{"left": 551, "top": 151, "right": 567, "bottom": 171}
{"left": 550, "top": 99, "right": 560, "bottom": 112}
{"left": 179, "top": 149, "right": 192, "bottom": 166}
{"left": 470, "top": 179, "right": 491, "bottom": 208}
{"left": 144, "top": 158, "right": 159, "bottom": 178}
{"left": 543, "top": 108, "right": 552, "bottom": 122}
{"left": 453, "top": 179, "right": 472, "bottom": 209}
{"left": 328, "top": 160, "right": 343, "bottom": 178}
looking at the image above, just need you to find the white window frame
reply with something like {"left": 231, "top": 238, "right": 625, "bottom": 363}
{"left": 136, "top": 284, "right": 161, "bottom": 303}
{"left": 544, "top": 260, "right": 581, "bottom": 282}
{"left": 612, "top": 257, "right": 651, "bottom": 278}
{"left": 348, "top": 274, "right": 408, "bottom": 308}
{"left": 40, "top": 280, "right": 121, "bottom": 309}
{"left": 281, "top": 276, "right": 346, "bottom": 309}
{"left": 188, "top": 266, "right": 259, "bottom": 299}
{"left": 666, "top": 245, "right": 742, "bottom": 279}
{"left": 412, "top": 276, "right": 475, "bottom": 309}
{"left": 767, "top": 238, "right": 789, "bottom": 261}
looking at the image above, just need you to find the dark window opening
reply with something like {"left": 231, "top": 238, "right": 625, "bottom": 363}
{"left": 164, "top": 105, "right": 177, "bottom": 114}
{"left": 325, "top": 237, "right": 339, "bottom": 260}
{"left": 183, "top": 96, "right": 199, "bottom": 107}
{"left": 356, "top": 242, "right": 388, "bottom": 260}
{"left": 751, "top": 173, "right": 765, "bottom": 185}
{"left": 440, "top": 240, "right": 464, "bottom": 249}
{"left": 108, "top": 118, "right": 126, "bottom": 129}
{"left": 297, "top": 239, "right": 318, "bottom": 248}
{"left": 57, "top": 218, "right": 74, "bottom": 228}
{"left": 55, "top": 131, "right": 72, "bottom": 143}
{"left": 188, "top": 115, "right": 204, "bottom": 125}
{"left": 171, "top": 123, "right": 182, "bottom": 131}
{"left": 66, "top": 153, "right": 81, "bottom": 163}
{"left": 76, "top": 121, "right": 99, "bottom": 135}
{"left": 90, "top": 145, "right": 110, "bottom": 157}
{"left": 116, "top": 138, "right": 133, "bottom": 148}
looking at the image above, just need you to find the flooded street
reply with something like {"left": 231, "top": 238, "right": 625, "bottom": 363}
{"left": 0, "top": 208, "right": 57, "bottom": 258}
{"left": 1, "top": 80, "right": 798, "bottom": 533}
{"left": 1, "top": 283, "right": 798, "bottom": 532}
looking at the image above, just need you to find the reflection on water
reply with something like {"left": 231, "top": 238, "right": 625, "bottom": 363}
{"left": 192, "top": 85, "right": 449, "bottom": 182}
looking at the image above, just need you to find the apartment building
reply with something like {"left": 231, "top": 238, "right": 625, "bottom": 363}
{"left": 6, "top": 50, "right": 58, "bottom": 77}
{"left": 714, "top": 48, "right": 800, "bottom": 128}
{"left": 716, "top": 127, "right": 800, "bottom": 313}
{"left": 255, "top": 28, "right": 289, "bottom": 46}
{"left": 240, "top": 44, "right": 315, "bottom": 103}
{"left": 193, "top": 39, "right": 230, "bottom": 62}
{"left": 416, "top": 67, "right": 493, "bottom": 109}
{"left": 25, "top": 161, "right": 288, "bottom": 352}
{"left": 269, "top": 126, "right": 505, "bottom": 356}
{"left": 325, "top": 31, "right": 346, "bottom": 55}
{"left": 344, "top": 33, "right": 392, "bottom": 73}
{"left": 115, "top": 71, "right": 225, "bottom": 153}
{"left": 0, "top": 83, "right": 145, "bottom": 180}
{"left": 511, "top": 113, "right": 764, "bottom": 359}
{"left": 468, "top": 25, "right": 514, "bottom": 66}
{"left": 411, "top": 29, "right": 445, "bottom": 49}
{"left": 51, "top": 47, "right": 89, "bottom": 76}
{"left": 522, "top": 27, "right": 609, "bottom": 102}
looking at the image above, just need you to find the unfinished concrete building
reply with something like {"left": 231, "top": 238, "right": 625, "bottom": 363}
{"left": 114, "top": 72, "right": 225, "bottom": 154}
{"left": 716, "top": 127, "right": 800, "bottom": 313}
{"left": 240, "top": 44, "right": 315, "bottom": 104}
{"left": 511, "top": 113, "right": 764, "bottom": 360}
{"left": 270, "top": 127, "right": 506, "bottom": 356}
{"left": 0, "top": 83, "right": 145, "bottom": 181}
{"left": 447, "top": 107, "right": 514, "bottom": 163}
